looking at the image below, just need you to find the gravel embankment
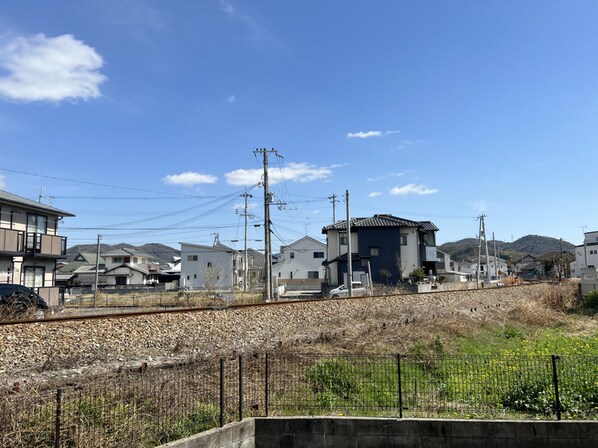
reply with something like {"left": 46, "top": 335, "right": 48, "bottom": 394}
{"left": 0, "top": 284, "right": 551, "bottom": 381}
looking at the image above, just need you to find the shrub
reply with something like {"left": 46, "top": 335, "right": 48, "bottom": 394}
{"left": 306, "top": 358, "right": 363, "bottom": 407}
{"left": 583, "top": 290, "right": 598, "bottom": 310}
{"left": 409, "top": 268, "right": 426, "bottom": 284}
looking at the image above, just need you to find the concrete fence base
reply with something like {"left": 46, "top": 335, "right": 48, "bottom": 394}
{"left": 158, "top": 417, "right": 598, "bottom": 448}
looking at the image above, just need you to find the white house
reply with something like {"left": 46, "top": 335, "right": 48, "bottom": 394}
{"left": 458, "top": 256, "right": 509, "bottom": 279}
{"left": 180, "top": 242, "right": 243, "bottom": 290}
{"left": 100, "top": 248, "right": 160, "bottom": 286}
{"left": 272, "top": 236, "right": 326, "bottom": 281}
{"left": 571, "top": 230, "right": 598, "bottom": 278}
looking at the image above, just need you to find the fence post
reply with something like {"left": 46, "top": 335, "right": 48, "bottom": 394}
{"left": 551, "top": 355, "right": 562, "bottom": 421}
{"left": 239, "top": 355, "right": 243, "bottom": 421}
{"left": 265, "top": 353, "right": 269, "bottom": 417}
{"left": 220, "top": 358, "right": 225, "bottom": 427}
{"left": 397, "top": 354, "right": 403, "bottom": 419}
{"left": 54, "top": 388, "right": 62, "bottom": 448}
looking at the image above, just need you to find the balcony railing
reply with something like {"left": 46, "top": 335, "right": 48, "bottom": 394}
{"left": 0, "top": 228, "right": 67, "bottom": 257}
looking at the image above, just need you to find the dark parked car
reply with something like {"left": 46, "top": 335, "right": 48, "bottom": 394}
{"left": 0, "top": 284, "right": 48, "bottom": 317}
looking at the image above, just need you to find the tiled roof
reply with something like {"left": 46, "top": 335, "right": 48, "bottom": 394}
{"left": 322, "top": 214, "right": 438, "bottom": 232}
{"left": 0, "top": 189, "right": 75, "bottom": 217}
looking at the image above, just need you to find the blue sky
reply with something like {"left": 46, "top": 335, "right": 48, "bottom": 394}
{"left": 0, "top": 1, "right": 596, "bottom": 252}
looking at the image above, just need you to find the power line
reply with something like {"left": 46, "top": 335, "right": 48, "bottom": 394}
{"left": 0, "top": 168, "right": 200, "bottom": 197}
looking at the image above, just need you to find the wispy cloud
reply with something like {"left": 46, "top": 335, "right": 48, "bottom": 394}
{"left": 347, "top": 129, "right": 401, "bottom": 139}
{"left": 225, "top": 162, "right": 332, "bottom": 186}
{"left": 367, "top": 172, "right": 404, "bottom": 182}
{"left": 227, "top": 95, "right": 236, "bottom": 104}
{"left": 162, "top": 172, "right": 218, "bottom": 187}
{"left": 0, "top": 34, "right": 106, "bottom": 102}
{"left": 368, "top": 191, "right": 382, "bottom": 198}
{"left": 470, "top": 200, "right": 487, "bottom": 213}
{"left": 347, "top": 130, "right": 382, "bottom": 139}
{"left": 219, "top": 0, "right": 267, "bottom": 43}
{"left": 390, "top": 184, "right": 438, "bottom": 196}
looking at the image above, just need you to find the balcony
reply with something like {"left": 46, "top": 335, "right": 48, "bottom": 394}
{"left": 0, "top": 229, "right": 67, "bottom": 257}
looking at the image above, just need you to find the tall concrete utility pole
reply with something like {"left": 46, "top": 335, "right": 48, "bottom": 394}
{"left": 241, "top": 191, "right": 253, "bottom": 292}
{"left": 254, "top": 148, "right": 281, "bottom": 301}
{"left": 93, "top": 234, "right": 102, "bottom": 307}
{"left": 476, "top": 215, "right": 489, "bottom": 286}
{"left": 345, "top": 190, "right": 353, "bottom": 297}
{"left": 328, "top": 194, "right": 338, "bottom": 223}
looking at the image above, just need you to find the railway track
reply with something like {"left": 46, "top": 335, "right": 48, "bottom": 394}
{"left": 0, "top": 283, "right": 537, "bottom": 326}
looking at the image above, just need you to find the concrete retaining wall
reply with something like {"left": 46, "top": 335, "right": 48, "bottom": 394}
{"left": 159, "top": 417, "right": 598, "bottom": 447}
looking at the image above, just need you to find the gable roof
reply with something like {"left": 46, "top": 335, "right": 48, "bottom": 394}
{"left": 0, "top": 189, "right": 75, "bottom": 217}
{"left": 102, "top": 247, "right": 154, "bottom": 259}
{"left": 280, "top": 235, "right": 326, "bottom": 252}
{"left": 180, "top": 242, "right": 238, "bottom": 254}
{"left": 322, "top": 214, "right": 438, "bottom": 233}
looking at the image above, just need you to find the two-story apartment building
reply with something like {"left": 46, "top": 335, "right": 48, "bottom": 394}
{"left": 0, "top": 190, "right": 74, "bottom": 307}
{"left": 322, "top": 214, "right": 439, "bottom": 286}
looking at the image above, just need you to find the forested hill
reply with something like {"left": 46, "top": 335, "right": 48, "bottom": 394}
{"left": 439, "top": 235, "right": 575, "bottom": 260}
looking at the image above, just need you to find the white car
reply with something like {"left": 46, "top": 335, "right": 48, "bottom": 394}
{"left": 329, "top": 282, "right": 368, "bottom": 298}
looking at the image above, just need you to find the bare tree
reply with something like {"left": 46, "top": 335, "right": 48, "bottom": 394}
{"left": 200, "top": 260, "right": 225, "bottom": 296}
{"left": 395, "top": 252, "right": 409, "bottom": 284}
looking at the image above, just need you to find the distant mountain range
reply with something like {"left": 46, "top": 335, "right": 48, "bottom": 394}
{"left": 65, "top": 242, "right": 180, "bottom": 264}
{"left": 439, "top": 235, "right": 576, "bottom": 261}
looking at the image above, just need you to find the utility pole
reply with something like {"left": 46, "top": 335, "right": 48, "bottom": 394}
{"left": 346, "top": 190, "right": 353, "bottom": 297}
{"left": 241, "top": 191, "right": 253, "bottom": 292}
{"left": 328, "top": 194, "right": 339, "bottom": 223}
{"left": 93, "top": 234, "right": 102, "bottom": 307}
{"left": 254, "top": 148, "right": 282, "bottom": 301}
{"left": 476, "top": 215, "right": 489, "bottom": 286}
{"left": 559, "top": 238, "right": 563, "bottom": 282}
{"left": 493, "top": 232, "right": 498, "bottom": 278}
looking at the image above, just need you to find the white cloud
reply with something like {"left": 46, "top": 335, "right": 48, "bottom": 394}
{"left": 227, "top": 95, "right": 236, "bottom": 103}
{"left": 367, "top": 172, "right": 404, "bottom": 182}
{"left": 162, "top": 172, "right": 218, "bottom": 187}
{"left": 390, "top": 184, "right": 438, "bottom": 196}
{"left": 347, "top": 130, "right": 382, "bottom": 139}
{"left": 385, "top": 130, "right": 400, "bottom": 135}
{"left": 0, "top": 34, "right": 106, "bottom": 102}
{"left": 225, "top": 162, "right": 332, "bottom": 186}
{"left": 368, "top": 191, "right": 382, "bottom": 198}
{"left": 0, "top": 175, "right": 5, "bottom": 189}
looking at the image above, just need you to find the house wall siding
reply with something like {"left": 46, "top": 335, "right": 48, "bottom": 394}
{"left": 180, "top": 244, "right": 237, "bottom": 290}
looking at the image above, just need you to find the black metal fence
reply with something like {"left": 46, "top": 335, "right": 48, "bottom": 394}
{"left": 1, "top": 353, "right": 597, "bottom": 447}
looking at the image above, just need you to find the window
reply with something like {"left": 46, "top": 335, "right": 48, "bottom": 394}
{"left": 313, "top": 251, "right": 324, "bottom": 258}
{"left": 400, "top": 233, "right": 408, "bottom": 246}
{"left": 207, "top": 262, "right": 212, "bottom": 268}
{"left": 123, "top": 257, "right": 131, "bottom": 263}
{"left": 370, "top": 247, "right": 380, "bottom": 256}
{"left": 24, "top": 266, "right": 44, "bottom": 288}
{"left": 113, "top": 257, "right": 123, "bottom": 263}
{"left": 290, "top": 252, "right": 295, "bottom": 259}
{"left": 187, "top": 255, "right": 198, "bottom": 261}
{"left": 308, "top": 271, "right": 319, "bottom": 279}
{"left": 27, "top": 214, "right": 47, "bottom": 234}
{"left": 340, "top": 233, "right": 348, "bottom": 245}
{"left": 194, "top": 274, "right": 197, "bottom": 279}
